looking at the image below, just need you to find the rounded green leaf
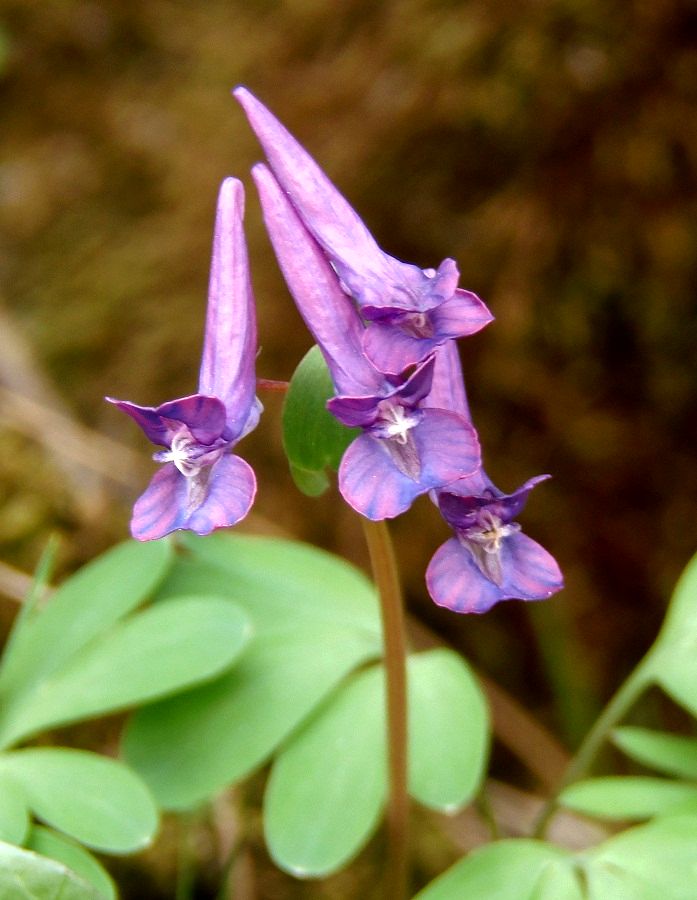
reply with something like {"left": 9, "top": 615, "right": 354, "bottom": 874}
{"left": 559, "top": 776, "right": 697, "bottom": 821}
{"left": 414, "top": 840, "right": 574, "bottom": 900}
{"left": 282, "top": 345, "right": 359, "bottom": 496}
{"left": 0, "top": 772, "right": 29, "bottom": 844}
{"left": 28, "top": 827, "right": 116, "bottom": 900}
{"left": 264, "top": 664, "right": 386, "bottom": 877}
{"left": 0, "top": 539, "right": 173, "bottom": 709}
{"left": 613, "top": 727, "right": 697, "bottom": 780}
{"left": 123, "top": 624, "right": 380, "bottom": 810}
{"left": 3, "top": 596, "right": 251, "bottom": 743}
{"left": 648, "top": 551, "right": 697, "bottom": 715}
{"left": 0, "top": 749, "right": 158, "bottom": 853}
{"left": 529, "top": 862, "right": 585, "bottom": 900}
{"left": 170, "top": 533, "right": 381, "bottom": 635}
{"left": 408, "top": 649, "right": 489, "bottom": 812}
{"left": 0, "top": 839, "right": 105, "bottom": 899}
{"left": 585, "top": 812, "right": 697, "bottom": 899}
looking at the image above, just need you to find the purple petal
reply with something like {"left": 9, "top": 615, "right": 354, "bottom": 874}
{"left": 130, "top": 464, "right": 190, "bottom": 540}
{"left": 362, "top": 323, "right": 441, "bottom": 375}
{"left": 252, "top": 163, "right": 380, "bottom": 396}
{"left": 441, "top": 473, "right": 552, "bottom": 526}
{"left": 234, "top": 87, "right": 388, "bottom": 282}
{"left": 426, "top": 531, "right": 563, "bottom": 614}
{"left": 198, "top": 177, "right": 259, "bottom": 439}
{"left": 107, "top": 395, "right": 227, "bottom": 447}
{"left": 130, "top": 454, "right": 256, "bottom": 541}
{"left": 186, "top": 454, "right": 256, "bottom": 535}
{"left": 424, "top": 341, "right": 470, "bottom": 418}
{"left": 339, "top": 410, "right": 480, "bottom": 520}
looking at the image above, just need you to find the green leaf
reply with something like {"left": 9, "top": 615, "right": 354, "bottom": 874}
{"left": 123, "top": 624, "right": 379, "bottom": 810}
{"left": 584, "top": 812, "right": 697, "bottom": 899}
{"left": 612, "top": 727, "right": 697, "bottom": 780}
{"left": 282, "top": 345, "right": 359, "bottom": 496}
{"left": 169, "top": 533, "right": 381, "bottom": 635}
{"left": 0, "top": 540, "right": 173, "bottom": 712}
{"left": 648, "top": 550, "right": 697, "bottom": 716}
{"left": 529, "top": 862, "right": 585, "bottom": 900}
{"left": 0, "top": 772, "right": 29, "bottom": 844}
{"left": 559, "top": 776, "right": 697, "bottom": 820}
{"left": 28, "top": 827, "right": 116, "bottom": 900}
{"left": 413, "top": 840, "right": 574, "bottom": 900}
{"left": 2, "top": 596, "right": 251, "bottom": 744}
{"left": 0, "top": 839, "right": 104, "bottom": 899}
{"left": 264, "top": 665, "right": 386, "bottom": 877}
{"left": 408, "top": 649, "right": 489, "bottom": 813}
{"left": 0, "top": 749, "right": 158, "bottom": 853}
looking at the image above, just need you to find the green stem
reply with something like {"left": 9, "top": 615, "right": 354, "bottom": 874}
{"left": 534, "top": 657, "right": 652, "bottom": 837}
{"left": 361, "top": 519, "right": 409, "bottom": 900}
{"left": 176, "top": 812, "right": 198, "bottom": 900}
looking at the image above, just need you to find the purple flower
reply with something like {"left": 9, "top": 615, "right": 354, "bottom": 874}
{"left": 234, "top": 86, "right": 493, "bottom": 375}
{"left": 424, "top": 341, "right": 563, "bottom": 613}
{"left": 107, "top": 178, "right": 260, "bottom": 541}
{"left": 252, "top": 162, "right": 481, "bottom": 520}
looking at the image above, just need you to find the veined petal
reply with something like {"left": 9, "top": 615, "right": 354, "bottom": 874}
{"left": 339, "top": 409, "right": 480, "bottom": 520}
{"left": 424, "top": 340, "right": 470, "bottom": 417}
{"left": 186, "top": 454, "right": 256, "bottom": 535}
{"left": 234, "top": 87, "right": 386, "bottom": 277}
{"left": 198, "top": 177, "right": 259, "bottom": 439}
{"left": 362, "top": 324, "right": 441, "bottom": 375}
{"left": 130, "top": 454, "right": 256, "bottom": 541}
{"left": 426, "top": 531, "right": 562, "bottom": 614}
{"left": 106, "top": 395, "right": 227, "bottom": 447}
{"left": 130, "top": 464, "right": 190, "bottom": 541}
{"left": 252, "top": 162, "right": 379, "bottom": 396}
{"left": 430, "top": 289, "right": 494, "bottom": 341}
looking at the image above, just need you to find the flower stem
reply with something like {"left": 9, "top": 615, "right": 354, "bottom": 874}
{"left": 361, "top": 518, "right": 409, "bottom": 900}
{"left": 256, "top": 377, "right": 289, "bottom": 393}
{"left": 533, "top": 657, "right": 652, "bottom": 837}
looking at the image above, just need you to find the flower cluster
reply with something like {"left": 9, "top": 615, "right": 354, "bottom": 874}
{"left": 109, "top": 89, "right": 563, "bottom": 613}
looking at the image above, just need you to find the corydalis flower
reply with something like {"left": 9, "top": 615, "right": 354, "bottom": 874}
{"left": 234, "top": 86, "right": 493, "bottom": 376}
{"left": 424, "top": 342, "right": 563, "bottom": 613}
{"left": 252, "top": 162, "right": 481, "bottom": 520}
{"left": 107, "top": 178, "right": 260, "bottom": 541}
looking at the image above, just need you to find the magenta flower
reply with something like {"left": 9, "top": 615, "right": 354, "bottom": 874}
{"left": 425, "top": 341, "right": 563, "bottom": 613}
{"left": 107, "top": 178, "right": 260, "bottom": 541}
{"left": 252, "top": 162, "right": 481, "bottom": 520}
{"left": 234, "top": 86, "right": 493, "bottom": 376}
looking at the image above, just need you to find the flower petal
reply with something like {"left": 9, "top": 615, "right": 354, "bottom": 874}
{"left": 252, "top": 162, "right": 380, "bottom": 396}
{"left": 426, "top": 531, "right": 563, "bottom": 614}
{"left": 107, "top": 395, "right": 227, "bottom": 447}
{"left": 186, "top": 454, "right": 256, "bottom": 535}
{"left": 130, "top": 454, "right": 256, "bottom": 541}
{"left": 339, "top": 410, "right": 479, "bottom": 520}
{"left": 424, "top": 341, "right": 470, "bottom": 418}
{"left": 198, "top": 178, "right": 259, "bottom": 439}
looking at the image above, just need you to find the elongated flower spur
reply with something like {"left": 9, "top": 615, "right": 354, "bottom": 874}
{"left": 252, "top": 162, "right": 481, "bottom": 520}
{"left": 424, "top": 341, "right": 563, "bottom": 613}
{"left": 107, "top": 178, "right": 260, "bottom": 541}
{"left": 234, "top": 86, "right": 493, "bottom": 376}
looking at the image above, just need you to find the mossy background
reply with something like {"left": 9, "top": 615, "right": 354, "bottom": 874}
{"left": 0, "top": 0, "right": 696, "bottom": 895}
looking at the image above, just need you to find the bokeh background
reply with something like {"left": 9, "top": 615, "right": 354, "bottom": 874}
{"left": 1, "top": 0, "right": 696, "bottom": 895}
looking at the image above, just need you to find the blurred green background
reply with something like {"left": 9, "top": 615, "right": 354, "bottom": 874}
{"left": 0, "top": 0, "right": 696, "bottom": 890}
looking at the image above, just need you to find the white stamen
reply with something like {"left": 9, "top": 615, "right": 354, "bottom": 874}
{"left": 158, "top": 431, "right": 204, "bottom": 478}
{"left": 379, "top": 403, "right": 419, "bottom": 445}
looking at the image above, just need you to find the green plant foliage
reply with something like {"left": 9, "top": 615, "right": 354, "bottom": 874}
{"left": 0, "top": 749, "right": 157, "bottom": 854}
{"left": 1, "top": 595, "right": 251, "bottom": 745}
{"left": 264, "top": 665, "right": 387, "bottom": 877}
{"left": 413, "top": 840, "right": 576, "bottom": 899}
{"left": 28, "top": 827, "right": 116, "bottom": 900}
{"left": 282, "top": 345, "right": 359, "bottom": 496}
{"left": 559, "top": 776, "right": 697, "bottom": 821}
{"left": 612, "top": 727, "right": 697, "bottom": 781}
{"left": 0, "top": 539, "right": 173, "bottom": 709}
{"left": 122, "top": 533, "right": 382, "bottom": 809}
{"left": 581, "top": 812, "right": 697, "bottom": 899}
{"left": 408, "top": 649, "right": 489, "bottom": 813}
{"left": 0, "top": 772, "right": 29, "bottom": 844}
{"left": 263, "top": 649, "right": 490, "bottom": 878}
{"left": 0, "top": 838, "right": 107, "bottom": 899}
{"left": 647, "top": 550, "right": 697, "bottom": 716}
